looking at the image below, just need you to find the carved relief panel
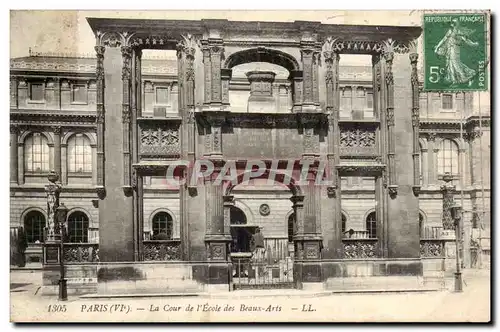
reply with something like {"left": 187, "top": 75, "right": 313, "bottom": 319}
{"left": 339, "top": 124, "right": 378, "bottom": 156}
{"left": 139, "top": 121, "right": 181, "bottom": 158}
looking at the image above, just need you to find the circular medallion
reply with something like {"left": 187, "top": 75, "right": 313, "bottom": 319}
{"left": 259, "top": 204, "right": 271, "bottom": 216}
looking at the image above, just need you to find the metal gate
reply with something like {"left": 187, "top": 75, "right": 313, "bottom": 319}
{"left": 232, "top": 238, "right": 294, "bottom": 290}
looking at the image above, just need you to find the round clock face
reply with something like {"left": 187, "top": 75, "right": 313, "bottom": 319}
{"left": 259, "top": 204, "right": 270, "bottom": 216}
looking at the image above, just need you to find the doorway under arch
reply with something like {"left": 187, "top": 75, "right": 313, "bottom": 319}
{"left": 230, "top": 206, "right": 253, "bottom": 253}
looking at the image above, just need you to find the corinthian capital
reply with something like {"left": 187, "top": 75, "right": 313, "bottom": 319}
{"left": 382, "top": 38, "right": 395, "bottom": 61}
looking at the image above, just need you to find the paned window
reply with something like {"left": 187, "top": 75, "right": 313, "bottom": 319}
{"left": 24, "top": 133, "right": 50, "bottom": 172}
{"left": 67, "top": 134, "right": 92, "bottom": 173}
{"left": 67, "top": 211, "right": 89, "bottom": 243}
{"left": 24, "top": 211, "right": 46, "bottom": 243}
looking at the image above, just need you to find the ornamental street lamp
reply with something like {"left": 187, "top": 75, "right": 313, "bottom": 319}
{"left": 450, "top": 203, "right": 463, "bottom": 293}
{"left": 56, "top": 203, "right": 69, "bottom": 300}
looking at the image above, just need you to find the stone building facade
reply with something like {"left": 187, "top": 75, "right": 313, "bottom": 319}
{"left": 9, "top": 17, "right": 490, "bottom": 293}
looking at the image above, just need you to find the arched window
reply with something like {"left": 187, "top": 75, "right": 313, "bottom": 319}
{"left": 152, "top": 212, "right": 173, "bottom": 239}
{"left": 230, "top": 206, "right": 247, "bottom": 225}
{"left": 24, "top": 210, "right": 46, "bottom": 243}
{"left": 288, "top": 212, "right": 295, "bottom": 242}
{"left": 341, "top": 213, "right": 347, "bottom": 234}
{"left": 437, "top": 139, "right": 459, "bottom": 176}
{"left": 366, "top": 212, "right": 377, "bottom": 239}
{"left": 67, "top": 134, "right": 92, "bottom": 173}
{"left": 24, "top": 133, "right": 49, "bottom": 172}
{"left": 67, "top": 211, "right": 89, "bottom": 243}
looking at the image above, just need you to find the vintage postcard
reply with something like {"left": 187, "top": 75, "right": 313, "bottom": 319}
{"left": 9, "top": 9, "right": 491, "bottom": 323}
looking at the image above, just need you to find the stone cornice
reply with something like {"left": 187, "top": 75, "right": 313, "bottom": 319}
{"left": 10, "top": 185, "right": 99, "bottom": 195}
{"left": 10, "top": 110, "right": 97, "bottom": 127}
{"left": 197, "top": 112, "right": 328, "bottom": 129}
{"left": 87, "top": 17, "right": 421, "bottom": 50}
{"left": 420, "top": 117, "right": 491, "bottom": 134}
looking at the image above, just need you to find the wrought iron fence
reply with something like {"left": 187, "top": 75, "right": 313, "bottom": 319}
{"left": 232, "top": 257, "right": 294, "bottom": 290}
{"left": 142, "top": 240, "right": 181, "bottom": 261}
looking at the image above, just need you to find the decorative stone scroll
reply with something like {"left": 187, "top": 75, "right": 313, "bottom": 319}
{"left": 343, "top": 239, "right": 378, "bottom": 258}
{"left": 325, "top": 39, "right": 416, "bottom": 55}
{"left": 130, "top": 35, "right": 171, "bottom": 48}
{"left": 420, "top": 240, "right": 444, "bottom": 257}
{"left": 139, "top": 124, "right": 180, "bottom": 157}
{"left": 96, "top": 31, "right": 135, "bottom": 48}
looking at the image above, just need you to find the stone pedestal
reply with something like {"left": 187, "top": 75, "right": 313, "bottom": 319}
{"left": 42, "top": 240, "right": 62, "bottom": 295}
{"left": 441, "top": 230, "right": 458, "bottom": 271}
{"left": 246, "top": 71, "right": 276, "bottom": 113}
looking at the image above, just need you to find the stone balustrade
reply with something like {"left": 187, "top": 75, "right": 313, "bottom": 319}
{"left": 142, "top": 240, "right": 181, "bottom": 261}
{"left": 63, "top": 243, "right": 99, "bottom": 263}
{"left": 419, "top": 239, "right": 444, "bottom": 258}
{"left": 342, "top": 239, "right": 378, "bottom": 258}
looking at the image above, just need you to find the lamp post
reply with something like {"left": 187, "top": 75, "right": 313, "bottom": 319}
{"left": 450, "top": 203, "right": 463, "bottom": 293}
{"left": 56, "top": 203, "right": 69, "bottom": 301}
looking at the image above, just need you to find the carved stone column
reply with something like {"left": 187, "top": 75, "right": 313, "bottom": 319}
{"left": 383, "top": 41, "right": 397, "bottom": 198}
{"left": 290, "top": 70, "right": 303, "bottom": 110}
{"left": 427, "top": 133, "right": 437, "bottom": 185}
{"left": 323, "top": 44, "right": 338, "bottom": 192}
{"left": 300, "top": 45, "right": 315, "bottom": 109}
{"left": 121, "top": 46, "right": 132, "bottom": 193}
{"left": 95, "top": 45, "right": 105, "bottom": 196}
{"left": 53, "top": 126, "right": 62, "bottom": 178}
{"left": 221, "top": 68, "right": 232, "bottom": 106}
{"left": 324, "top": 39, "right": 342, "bottom": 258}
{"left": 207, "top": 115, "right": 225, "bottom": 158}
{"left": 201, "top": 43, "right": 211, "bottom": 105}
{"left": 312, "top": 49, "right": 321, "bottom": 106}
{"left": 441, "top": 172, "right": 456, "bottom": 231}
{"left": 223, "top": 195, "right": 234, "bottom": 242}
{"left": 205, "top": 180, "right": 231, "bottom": 259}
{"left": 130, "top": 48, "right": 140, "bottom": 261}
{"left": 301, "top": 114, "right": 319, "bottom": 159}
{"left": 45, "top": 172, "right": 61, "bottom": 241}
{"left": 421, "top": 145, "right": 428, "bottom": 187}
{"left": 209, "top": 41, "right": 224, "bottom": 106}
{"left": 178, "top": 34, "right": 198, "bottom": 260}
{"left": 291, "top": 195, "right": 305, "bottom": 257}
{"left": 10, "top": 125, "right": 18, "bottom": 184}
{"left": 10, "top": 77, "right": 18, "bottom": 109}
{"left": 410, "top": 51, "right": 421, "bottom": 196}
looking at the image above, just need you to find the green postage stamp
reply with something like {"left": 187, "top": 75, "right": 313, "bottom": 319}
{"left": 423, "top": 13, "right": 488, "bottom": 91}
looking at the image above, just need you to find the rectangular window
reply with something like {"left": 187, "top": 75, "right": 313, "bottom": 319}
{"left": 442, "top": 94, "right": 453, "bottom": 110}
{"left": 340, "top": 87, "right": 352, "bottom": 112}
{"left": 72, "top": 84, "right": 88, "bottom": 103}
{"left": 366, "top": 91, "right": 373, "bottom": 109}
{"left": 155, "top": 87, "right": 169, "bottom": 104}
{"left": 30, "top": 83, "right": 44, "bottom": 101}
